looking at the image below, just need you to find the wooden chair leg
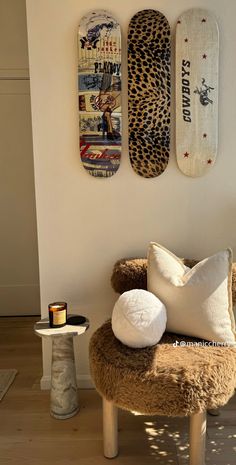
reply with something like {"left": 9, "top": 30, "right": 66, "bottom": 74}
{"left": 103, "top": 398, "right": 118, "bottom": 458}
{"left": 189, "top": 411, "right": 206, "bottom": 465}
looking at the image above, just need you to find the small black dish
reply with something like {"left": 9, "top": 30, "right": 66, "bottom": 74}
{"left": 67, "top": 315, "right": 86, "bottom": 325}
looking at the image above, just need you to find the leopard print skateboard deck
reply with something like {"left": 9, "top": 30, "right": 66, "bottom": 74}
{"left": 176, "top": 9, "right": 219, "bottom": 177}
{"left": 78, "top": 10, "right": 122, "bottom": 178}
{"left": 128, "top": 9, "right": 170, "bottom": 178}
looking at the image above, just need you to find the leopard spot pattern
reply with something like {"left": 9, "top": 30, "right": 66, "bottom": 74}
{"left": 128, "top": 9, "right": 171, "bottom": 178}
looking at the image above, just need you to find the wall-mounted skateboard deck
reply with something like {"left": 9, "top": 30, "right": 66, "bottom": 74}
{"left": 78, "top": 10, "right": 122, "bottom": 178}
{"left": 128, "top": 9, "right": 170, "bottom": 178}
{"left": 176, "top": 9, "right": 219, "bottom": 177}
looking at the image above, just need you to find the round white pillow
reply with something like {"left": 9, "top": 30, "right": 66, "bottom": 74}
{"left": 111, "top": 289, "right": 167, "bottom": 348}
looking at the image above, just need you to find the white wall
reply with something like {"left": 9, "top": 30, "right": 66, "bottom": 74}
{"left": 26, "top": 0, "right": 236, "bottom": 387}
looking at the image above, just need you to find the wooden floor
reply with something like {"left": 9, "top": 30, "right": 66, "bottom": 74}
{"left": 0, "top": 317, "right": 235, "bottom": 465}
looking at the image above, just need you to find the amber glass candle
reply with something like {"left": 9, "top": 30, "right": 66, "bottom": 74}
{"left": 48, "top": 302, "right": 67, "bottom": 328}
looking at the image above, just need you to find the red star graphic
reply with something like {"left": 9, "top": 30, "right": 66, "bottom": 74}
{"left": 202, "top": 54, "right": 207, "bottom": 59}
{"left": 207, "top": 159, "right": 213, "bottom": 164}
{"left": 202, "top": 18, "right": 206, "bottom": 23}
{"left": 203, "top": 133, "right": 207, "bottom": 138}
{"left": 184, "top": 38, "right": 188, "bottom": 43}
{"left": 184, "top": 152, "right": 190, "bottom": 158}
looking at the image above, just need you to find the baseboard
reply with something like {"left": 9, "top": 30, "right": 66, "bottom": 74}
{"left": 40, "top": 374, "right": 94, "bottom": 390}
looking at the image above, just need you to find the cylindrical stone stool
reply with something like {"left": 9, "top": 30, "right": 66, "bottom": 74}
{"left": 35, "top": 316, "right": 89, "bottom": 419}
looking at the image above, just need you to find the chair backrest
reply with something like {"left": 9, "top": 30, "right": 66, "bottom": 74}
{"left": 111, "top": 257, "right": 236, "bottom": 306}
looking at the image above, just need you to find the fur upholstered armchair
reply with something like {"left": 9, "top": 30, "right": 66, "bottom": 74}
{"left": 89, "top": 256, "right": 236, "bottom": 465}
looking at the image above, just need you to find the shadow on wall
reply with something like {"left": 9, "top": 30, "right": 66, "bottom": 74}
{"left": 181, "top": 201, "right": 236, "bottom": 260}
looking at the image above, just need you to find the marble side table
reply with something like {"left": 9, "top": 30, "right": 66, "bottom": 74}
{"left": 34, "top": 316, "right": 89, "bottom": 419}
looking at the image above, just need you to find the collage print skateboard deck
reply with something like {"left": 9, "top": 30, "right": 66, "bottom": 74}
{"left": 78, "top": 10, "right": 122, "bottom": 177}
{"left": 176, "top": 9, "right": 219, "bottom": 177}
{"left": 128, "top": 9, "right": 170, "bottom": 178}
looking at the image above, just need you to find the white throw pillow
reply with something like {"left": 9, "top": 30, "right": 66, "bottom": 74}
{"left": 147, "top": 242, "right": 236, "bottom": 345}
{"left": 112, "top": 289, "right": 167, "bottom": 348}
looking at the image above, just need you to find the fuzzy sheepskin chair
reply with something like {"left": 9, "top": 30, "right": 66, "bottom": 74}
{"left": 89, "top": 258, "right": 236, "bottom": 465}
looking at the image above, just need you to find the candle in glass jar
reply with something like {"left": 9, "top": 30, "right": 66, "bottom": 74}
{"left": 48, "top": 302, "right": 67, "bottom": 328}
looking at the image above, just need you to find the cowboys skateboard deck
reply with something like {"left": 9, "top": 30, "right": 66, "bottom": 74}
{"left": 128, "top": 9, "right": 170, "bottom": 178}
{"left": 78, "top": 10, "right": 122, "bottom": 178}
{"left": 176, "top": 9, "right": 219, "bottom": 177}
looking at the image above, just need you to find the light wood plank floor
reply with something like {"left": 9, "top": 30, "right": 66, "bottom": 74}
{"left": 0, "top": 317, "right": 235, "bottom": 465}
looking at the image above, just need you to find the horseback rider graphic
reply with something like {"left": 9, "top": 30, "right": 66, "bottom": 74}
{"left": 194, "top": 78, "right": 214, "bottom": 106}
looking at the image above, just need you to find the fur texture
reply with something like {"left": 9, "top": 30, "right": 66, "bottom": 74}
{"left": 90, "top": 321, "right": 236, "bottom": 416}
{"left": 111, "top": 257, "right": 236, "bottom": 305}
{"left": 111, "top": 258, "right": 148, "bottom": 293}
